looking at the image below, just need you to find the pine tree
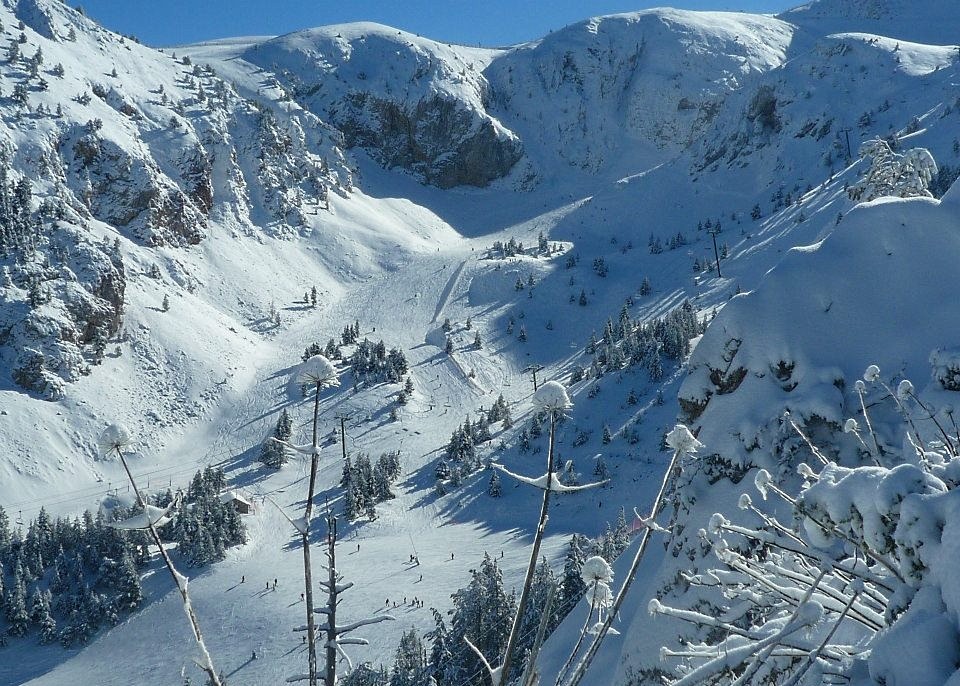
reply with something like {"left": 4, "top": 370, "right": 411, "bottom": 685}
{"left": 601, "top": 425, "right": 612, "bottom": 444}
{"left": 34, "top": 589, "right": 56, "bottom": 644}
{"left": 113, "top": 548, "right": 143, "bottom": 610}
{"left": 487, "top": 471, "right": 502, "bottom": 497}
{"left": 613, "top": 507, "right": 631, "bottom": 555}
{"left": 427, "top": 608, "right": 452, "bottom": 684}
{"left": 558, "top": 534, "right": 587, "bottom": 614}
{"left": 310, "top": 285, "right": 318, "bottom": 307}
{"left": 594, "top": 454, "right": 610, "bottom": 481}
{"left": 372, "top": 461, "right": 395, "bottom": 502}
{"left": 161, "top": 294, "right": 170, "bottom": 312}
{"left": 0, "top": 505, "right": 9, "bottom": 549}
{"left": 447, "top": 554, "right": 515, "bottom": 685}
{"left": 261, "top": 409, "right": 292, "bottom": 467}
{"left": 5, "top": 562, "right": 30, "bottom": 636}
{"left": 390, "top": 628, "right": 427, "bottom": 686}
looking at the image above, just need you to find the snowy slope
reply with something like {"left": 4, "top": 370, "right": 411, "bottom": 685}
{"left": 570, "top": 181, "right": 960, "bottom": 686}
{"left": 3, "top": 0, "right": 960, "bottom": 685}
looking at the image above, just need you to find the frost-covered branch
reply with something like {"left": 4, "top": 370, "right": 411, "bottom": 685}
{"left": 564, "top": 424, "right": 702, "bottom": 686}
{"left": 494, "top": 464, "right": 607, "bottom": 492}
{"left": 655, "top": 381, "right": 960, "bottom": 685}
{"left": 98, "top": 424, "right": 222, "bottom": 686}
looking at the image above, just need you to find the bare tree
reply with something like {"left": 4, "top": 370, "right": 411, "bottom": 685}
{"left": 315, "top": 515, "right": 394, "bottom": 684}
{"left": 274, "top": 355, "right": 339, "bottom": 686}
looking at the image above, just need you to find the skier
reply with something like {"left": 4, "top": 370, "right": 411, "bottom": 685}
{"left": 252, "top": 650, "right": 257, "bottom": 661}
{"left": 241, "top": 575, "right": 245, "bottom": 583}
{"left": 419, "top": 574, "right": 423, "bottom": 582}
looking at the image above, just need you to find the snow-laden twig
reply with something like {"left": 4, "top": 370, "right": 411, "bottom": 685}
{"left": 270, "top": 437, "right": 317, "bottom": 455}
{"left": 521, "top": 582, "right": 556, "bottom": 686}
{"left": 669, "top": 606, "right": 819, "bottom": 686}
{"left": 495, "top": 403, "right": 563, "bottom": 686}
{"left": 563, "top": 424, "right": 701, "bottom": 686}
{"left": 99, "top": 425, "right": 222, "bottom": 686}
{"left": 107, "top": 500, "right": 178, "bottom": 530}
{"left": 728, "top": 570, "right": 828, "bottom": 686}
{"left": 316, "top": 515, "right": 394, "bottom": 685}
{"left": 780, "top": 590, "right": 861, "bottom": 686}
{"left": 784, "top": 412, "right": 829, "bottom": 466}
{"left": 854, "top": 379, "right": 883, "bottom": 462}
{"left": 465, "top": 634, "right": 503, "bottom": 685}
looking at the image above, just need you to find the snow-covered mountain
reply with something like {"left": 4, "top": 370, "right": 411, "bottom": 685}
{"left": 1, "top": 0, "right": 960, "bottom": 684}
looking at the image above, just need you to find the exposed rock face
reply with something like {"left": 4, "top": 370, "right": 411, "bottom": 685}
{"left": 339, "top": 92, "right": 522, "bottom": 188}
{"left": 242, "top": 24, "right": 523, "bottom": 189}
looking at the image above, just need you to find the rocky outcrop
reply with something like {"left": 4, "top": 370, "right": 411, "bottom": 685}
{"left": 241, "top": 25, "right": 523, "bottom": 189}
{"left": 339, "top": 91, "right": 522, "bottom": 188}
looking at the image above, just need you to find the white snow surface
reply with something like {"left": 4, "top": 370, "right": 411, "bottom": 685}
{"left": 2, "top": 0, "right": 960, "bottom": 684}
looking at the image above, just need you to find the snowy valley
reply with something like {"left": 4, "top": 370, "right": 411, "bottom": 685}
{"left": 1, "top": 0, "right": 959, "bottom": 684}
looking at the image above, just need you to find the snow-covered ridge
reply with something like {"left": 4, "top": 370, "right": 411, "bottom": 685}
{"left": 486, "top": 9, "right": 795, "bottom": 177}
{"left": 239, "top": 23, "right": 522, "bottom": 189}
{"left": 781, "top": 0, "right": 960, "bottom": 45}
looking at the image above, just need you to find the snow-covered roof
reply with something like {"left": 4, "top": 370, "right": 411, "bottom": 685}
{"left": 219, "top": 490, "right": 252, "bottom": 506}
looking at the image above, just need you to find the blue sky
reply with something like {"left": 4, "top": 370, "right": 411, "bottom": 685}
{"left": 79, "top": 1, "right": 799, "bottom": 48}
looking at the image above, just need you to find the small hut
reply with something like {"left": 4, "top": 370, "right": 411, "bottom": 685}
{"left": 220, "top": 490, "right": 253, "bottom": 515}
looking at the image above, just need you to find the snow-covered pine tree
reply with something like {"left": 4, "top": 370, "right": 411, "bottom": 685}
{"left": 261, "top": 408, "right": 293, "bottom": 467}
{"left": 447, "top": 553, "right": 516, "bottom": 685}
{"left": 488, "top": 471, "right": 502, "bottom": 498}
{"left": 5, "top": 562, "right": 30, "bottom": 636}
{"left": 390, "top": 628, "right": 427, "bottom": 686}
